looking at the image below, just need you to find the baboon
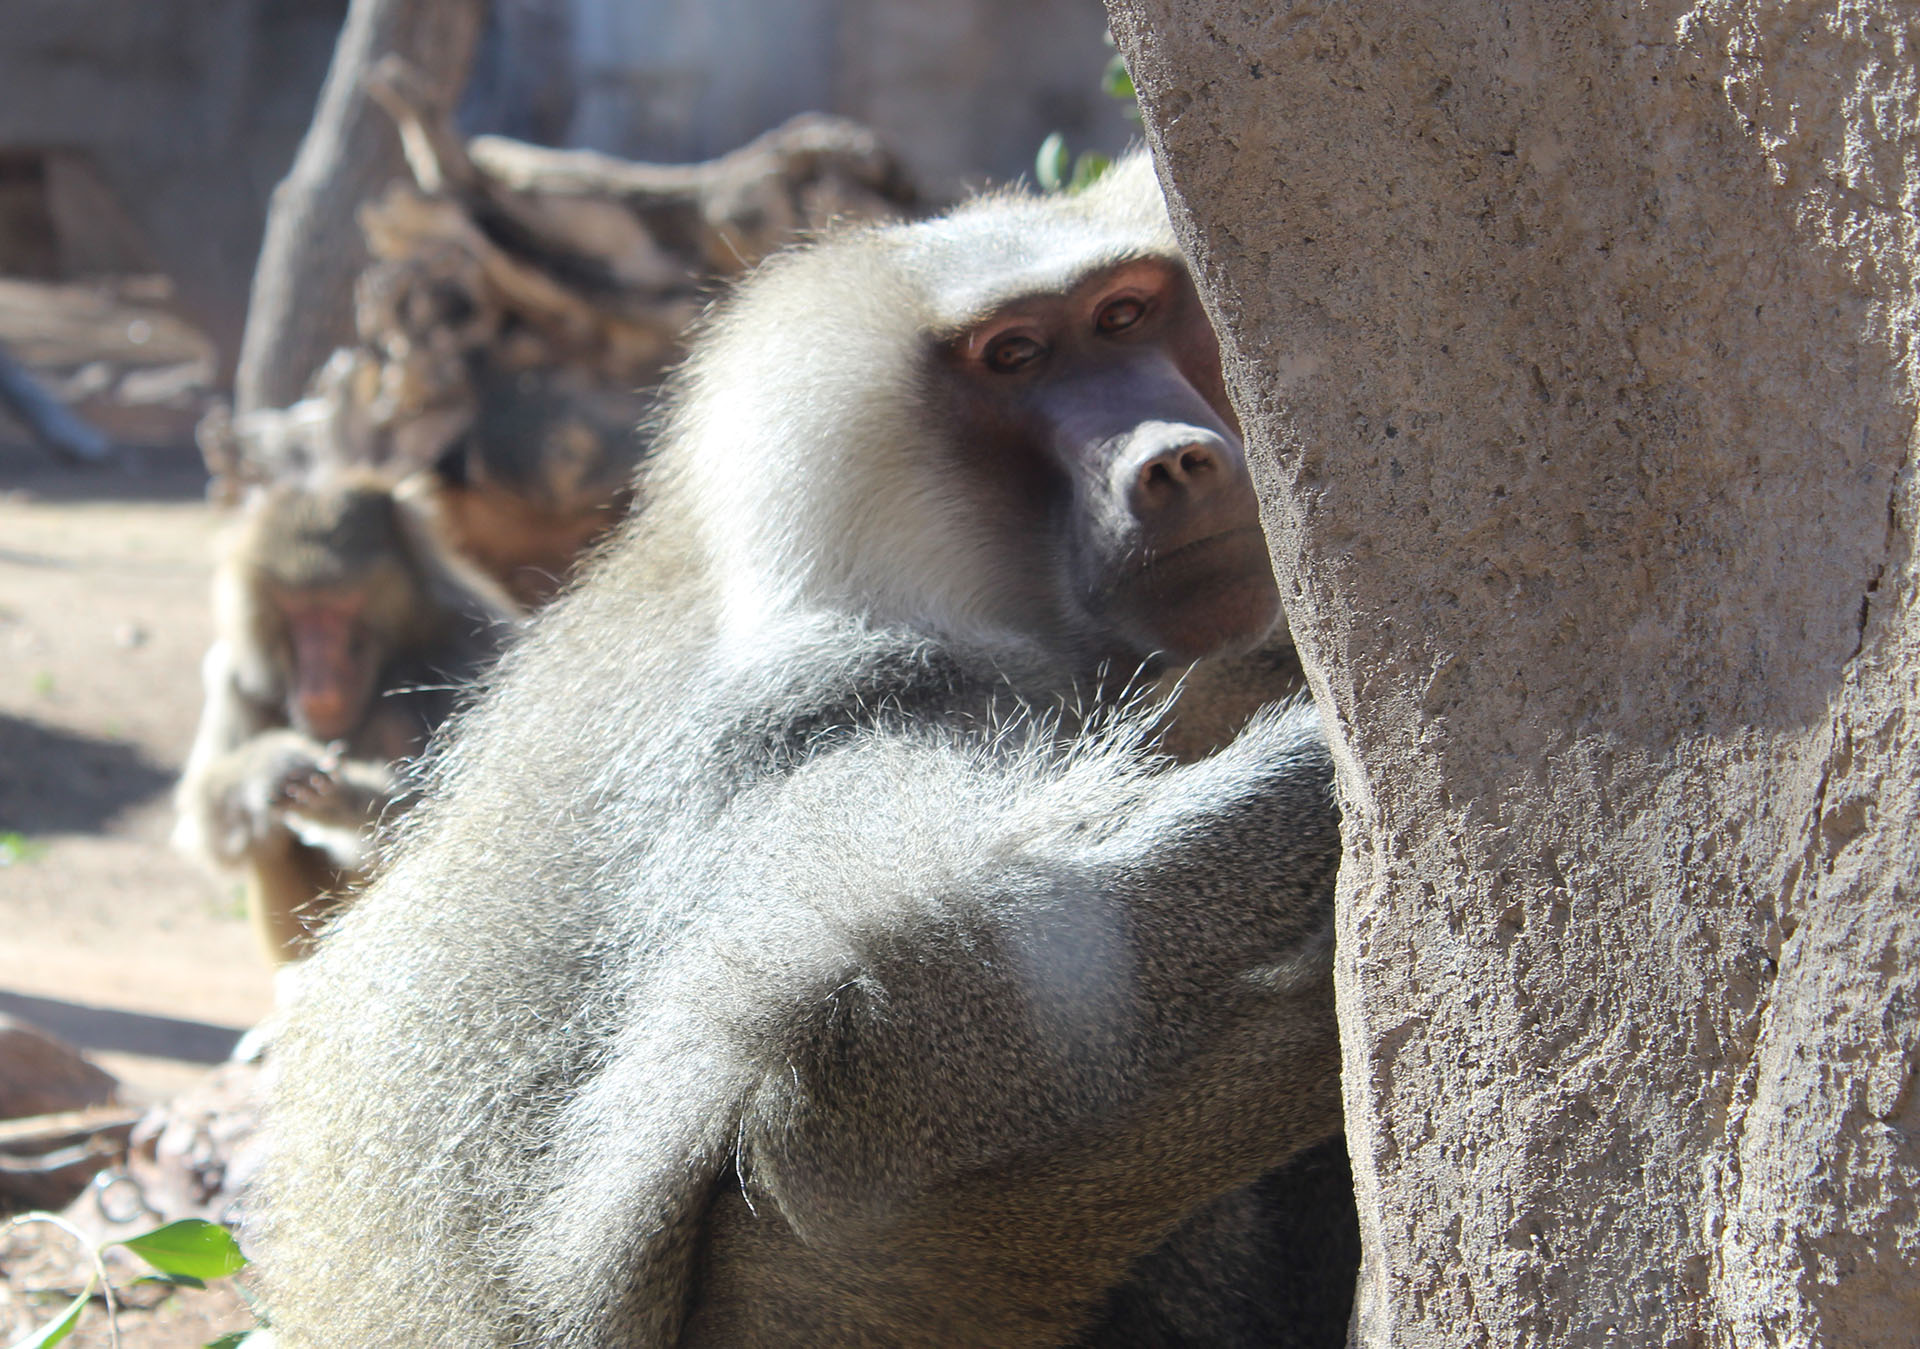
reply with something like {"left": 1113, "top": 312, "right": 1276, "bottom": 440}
{"left": 250, "top": 155, "right": 1356, "bottom": 1346}
{"left": 173, "top": 472, "right": 519, "bottom": 962}
{"left": 421, "top": 372, "right": 644, "bottom": 606}
{"left": 351, "top": 244, "right": 647, "bottom": 607}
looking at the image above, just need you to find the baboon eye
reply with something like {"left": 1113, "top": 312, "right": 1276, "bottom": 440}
{"left": 1096, "top": 297, "right": 1147, "bottom": 333}
{"left": 985, "top": 334, "right": 1047, "bottom": 372}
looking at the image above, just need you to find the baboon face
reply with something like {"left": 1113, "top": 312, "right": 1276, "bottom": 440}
{"left": 935, "top": 256, "right": 1278, "bottom": 666}
{"left": 264, "top": 580, "right": 398, "bottom": 742}
{"left": 241, "top": 482, "right": 441, "bottom": 744}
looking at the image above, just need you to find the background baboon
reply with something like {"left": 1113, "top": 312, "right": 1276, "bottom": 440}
{"left": 251, "top": 156, "right": 1355, "bottom": 1346}
{"left": 343, "top": 232, "right": 648, "bottom": 607}
{"left": 173, "top": 472, "right": 519, "bottom": 962}
{"left": 419, "top": 373, "right": 642, "bottom": 606}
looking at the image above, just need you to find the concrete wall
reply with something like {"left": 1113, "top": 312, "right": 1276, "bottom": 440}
{"left": 0, "top": 0, "right": 1131, "bottom": 370}
{"left": 502, "top": 0, "right": 1135, "bottom": 198}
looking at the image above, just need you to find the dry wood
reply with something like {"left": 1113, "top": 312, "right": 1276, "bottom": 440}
{"left": 0, "top": 1107, "right": 139, "bottom": 1212}
{"left": 211, "top": 55, "right": 917, "bottom": 541}
{"left": 233, "top": 0, "right": 487, "bottom": 414}
{"left": 0, "top": 1109, "right": 142, "bottom": 1153}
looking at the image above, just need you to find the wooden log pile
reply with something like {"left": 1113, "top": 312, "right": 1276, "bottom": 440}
{"left": 0, "top": 1017, "right": 132, "bottom": 1214}
{"left": 202, "top": 57, "right": 918, "bottom": 603}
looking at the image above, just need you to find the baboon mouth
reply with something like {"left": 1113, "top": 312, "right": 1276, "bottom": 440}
{"left": 1085, "top": 525, "right": 1272, "bottom": 614}
{"left": 1135, "top": 524, "right": 1269, "bottom": 575}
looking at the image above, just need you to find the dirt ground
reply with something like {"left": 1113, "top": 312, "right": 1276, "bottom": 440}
{"left": 0, "top": 459, "right": 275, "bottom": 1080}
{"left": 0, "top": 282, "right": 271, "bottom": 1099}
{"left": 1, "top": 280, "right": 264, "bottom": 1345}
{"left": 0, "top": 1222, "right": 254, "bottom": 1349}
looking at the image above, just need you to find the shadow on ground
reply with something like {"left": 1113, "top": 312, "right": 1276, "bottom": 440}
{"left": 0, "top": 716, "right": 174, "bottom": 834}
{"left": 0, "top": 990, "right": 244, "bottom": 1063}
{"left": 0, "top": 440, "right": 209, "bottom": 504}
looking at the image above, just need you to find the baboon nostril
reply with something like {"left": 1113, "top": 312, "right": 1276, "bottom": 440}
{"left": 1137, "top": 442, "right": 1220, "bottom": 495}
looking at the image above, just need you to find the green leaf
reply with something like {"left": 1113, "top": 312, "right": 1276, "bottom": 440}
{"left": 1101, "top": 53, "right": 1136, "bottom": 102}
{"left": 1068, "top": 152, "right": 1114, "bottom": 193}
{"left": 204, "top": 1333, "right": 253, "bottom": 1349}
{"left": 113, "top": 1220, "right": 247, "bottom": 1282}
{"left": 1035, "top": 132, "right": 1071, "bottom": 193}
{"left": 134, "top": 1271, "right": 209, "bottom": 1290}
{"left": 0, "top": 831, "right": 46, "bottom": 866}
{"left": 11, "top": 1287, "right": 88, "bottom": 1348}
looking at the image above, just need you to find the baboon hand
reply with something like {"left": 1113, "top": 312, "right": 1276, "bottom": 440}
{"left": 242, "top": 732, "right": 345, "bottom": 828}
{"left": 274, "top": 743, "right": 353, "bottom": 817}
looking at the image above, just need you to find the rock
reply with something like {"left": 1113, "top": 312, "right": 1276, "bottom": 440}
{"left": 1113, "top": 1, "right": 1920, "bottom": 1341}
{"left": 0, "top": 1015, "right": 117, "bottom": 1120}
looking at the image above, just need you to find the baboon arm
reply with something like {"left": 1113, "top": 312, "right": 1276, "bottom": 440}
{"left": 730, "top": 719, "right": 1341, "bottom": 1324}
{"left": 523, "top": 708, "right": 1340, "bottom": 1342}
{"left": 173, "top": 642, "right": 287, "bottom": 865}
{"left": 510, "top": 1016, "right": 755, "bottom": 1346}
{"left": 174, "top": 643, "right": 401, "bottom": 870}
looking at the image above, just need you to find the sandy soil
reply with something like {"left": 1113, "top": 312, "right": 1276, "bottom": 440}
{"left": 2, "top": 279, "right": 266, "bottom": 1345}
{"left": 0, "top": 455, "right": 274, "bottom": 1097}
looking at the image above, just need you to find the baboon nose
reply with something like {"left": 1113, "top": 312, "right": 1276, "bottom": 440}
{"left": 1139, "top": 442, "right": 1221, "bottom": 491}
{"left": 1124, "top": 423, "right": 1239, "bottom": 518}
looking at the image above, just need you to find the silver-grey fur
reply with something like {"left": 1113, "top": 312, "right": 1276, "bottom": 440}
{"left": 248, "top": 156, "right": 1353, "bottom": 1347}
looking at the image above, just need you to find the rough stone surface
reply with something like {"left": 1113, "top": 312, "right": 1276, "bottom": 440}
{"left": 1108, "top": 2, "right": 1920, "bottom": 1344}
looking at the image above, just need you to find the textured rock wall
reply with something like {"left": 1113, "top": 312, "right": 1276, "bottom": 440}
{"left": 1107, "top": 3, "right": 1920, "bottom": 1343}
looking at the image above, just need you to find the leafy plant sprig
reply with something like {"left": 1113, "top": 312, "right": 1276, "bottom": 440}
{"left": 3, "top": 1214, "right": 250, "bottom": 1349}
{"left": 1034, "top": 48, "right": 1141, "bottom": 194}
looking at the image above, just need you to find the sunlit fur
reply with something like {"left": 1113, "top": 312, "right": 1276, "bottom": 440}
{"left": 247, "top": 156, "right": 1352, "bottom": 1348}
{"left": 672, "top": 153, "right": 1181, "bottom": 664}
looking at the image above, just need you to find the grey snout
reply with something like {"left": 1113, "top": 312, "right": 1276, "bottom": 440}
{"left": 1120, "top": 422, "right": 1246, "bottom": 519}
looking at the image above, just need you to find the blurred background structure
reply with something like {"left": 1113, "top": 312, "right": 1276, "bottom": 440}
{"left": 0, "top": 0, "right": 1132, "bottom": 412}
